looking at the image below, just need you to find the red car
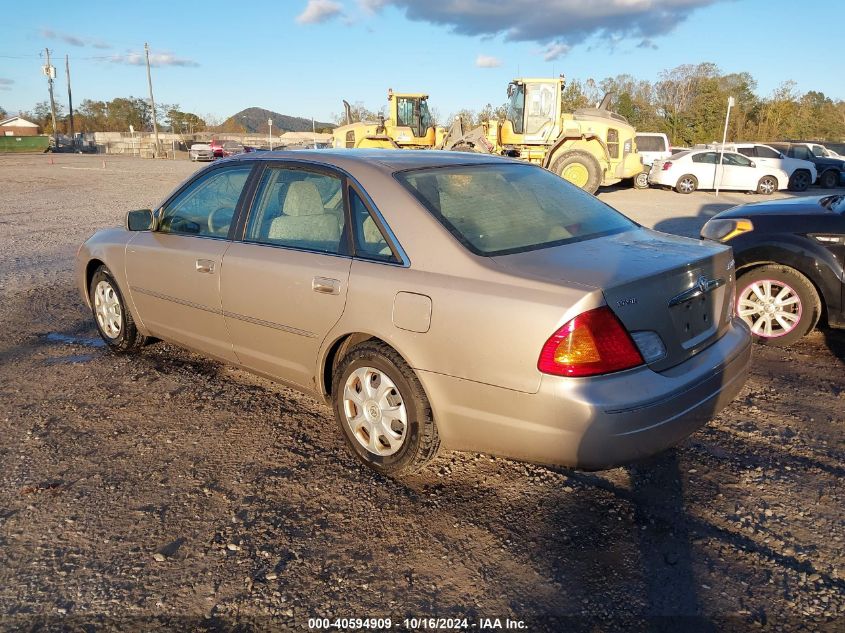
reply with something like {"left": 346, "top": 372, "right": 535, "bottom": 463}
{"left": 209, "top": 139, "right": 245, "bottom": 158}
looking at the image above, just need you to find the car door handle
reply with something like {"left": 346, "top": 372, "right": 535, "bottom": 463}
{"left": 312, "top": 277, "right": 340, "bottom": 295}
{"left": 196, "top": 259, "right": 215, "bottom": 274}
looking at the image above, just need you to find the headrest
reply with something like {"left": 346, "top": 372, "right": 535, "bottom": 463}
{"left": 283, "top": 181, "right": 324, "bottom": 217}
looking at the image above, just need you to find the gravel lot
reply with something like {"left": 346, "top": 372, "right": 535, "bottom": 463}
{"left": 0, "top": 154, "right": 843, "bottom": 631}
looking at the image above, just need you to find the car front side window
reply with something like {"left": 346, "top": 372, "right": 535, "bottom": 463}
{"left": 244, "top": 167, "right": 347, "bottom": 255}
{"left": 158, "top": 165, "right": 252, "bottom": 238}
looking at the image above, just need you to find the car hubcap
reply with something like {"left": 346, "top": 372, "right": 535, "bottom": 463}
{"left": 680, "top": 178, "right": 694, "bottom": 192}
{"left": 761, "top": 179, "right": 775, "bottom": 194}
{"left": 737, "top": 279, "right": 802, "bottom": 338}
{"left": 794, "top": 173, "right": 808, "bottom": 188}
{"left": 342, "top": 367, "right": 407, "bottom": 456}
{"left": 636, "top": 173, "right": 648, "bottom": 187}
{"left": 94, "top": 280, "right": 122, "bottom": 338}
{"left": 562, "top": 163, "right": 589, "bottom": 188}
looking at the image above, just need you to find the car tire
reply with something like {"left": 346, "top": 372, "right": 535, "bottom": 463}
{"left": 89, "top": 265, "right": 147, "bottom": 353}
{"left": 819, "top": 169, "right": 839, "bottom": 189}
{"left": 675, "top": 174, "right": 698, "bottom": 194}
{"left": 332, "top": 341, "right": 440, "bottom": 476}
{"left": 736, "top": 265, "right": 821, "bottom": 346}
{"left": 634, "top": 171, "right": 650, "bottom": 189}
{"left": 788, "top": 170, "right": 811, "bottom": 192}
{"left": 757, "top": 176, "right": 778, "bottom": 195}
{"left": 550, "top": 150, "right": 602, "bottom": 194}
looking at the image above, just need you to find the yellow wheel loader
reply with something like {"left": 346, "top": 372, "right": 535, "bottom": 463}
{"left": 333, "top": 90, "right": 441, "bottom": 150}
{"left": 442, "top": 77, "right": 644, "bottom": 194}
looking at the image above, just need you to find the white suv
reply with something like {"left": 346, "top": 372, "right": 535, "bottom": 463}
{"left": 709, "top": 143, "right": 817, "bottom": 191}
{"left": 634, "top": 132, "right": 671, "bottom": 188}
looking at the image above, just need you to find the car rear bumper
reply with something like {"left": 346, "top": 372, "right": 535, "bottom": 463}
{"left": 420, "top": 318, "right": 751, "bottom": 470}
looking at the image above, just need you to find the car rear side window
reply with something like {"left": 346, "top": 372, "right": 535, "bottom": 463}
{"left": 158, "top": 165, "right": 252, "bottom": 238}
{"left": 349, "top": 188, "right": 397, "bottom": 263}
{"left": 244, "top": 167, "right": 347, "bottom": 255}
{"left": 756, "top": 146, "right": 781, "bottom": 159}
{"left": 397, "top": 163, "right": 635, "bottom": 256}
{"left": 736, "top": 147, "right": 755, "bottom": 157}
{"left": 692, "top": 152, "right": 718, "bottom": 164}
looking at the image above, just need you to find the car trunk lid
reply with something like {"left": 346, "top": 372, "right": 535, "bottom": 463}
{"left": 491, "top": 228, "right": 735, "bottom": 371}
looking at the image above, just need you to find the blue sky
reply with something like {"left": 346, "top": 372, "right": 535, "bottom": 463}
{"left": 1, "top": 0, "right": 840, "bottom": 126}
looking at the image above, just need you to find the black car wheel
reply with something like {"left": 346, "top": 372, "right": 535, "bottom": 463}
{"left": 788, "top": 170, "right": 811, "bottom": 192}
{"left": 634, "top": 171, "right": 650, "bottom": 189}
{"left": 820, "top": 170, "right": 839, "bottom": 189}
{"left": 736, "top": 265, "right": 821, "bottom": 346}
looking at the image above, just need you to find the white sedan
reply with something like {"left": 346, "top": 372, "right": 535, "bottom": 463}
{"left": 648, "top": 149, "right": 789, "bottom": 195}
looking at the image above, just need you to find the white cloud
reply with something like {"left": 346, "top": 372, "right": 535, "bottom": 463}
{"left": 107, "top": 51, "right": 199, "bottom": 67}
{"left": 0, "top": 78, "right": 13, "bottom": 91}
{"left": 475, "top": 54, "right": 502, "bottom": 68}
{"left": 41, "top": 28, "right": 112, "bottom": 49}
{"left": 297, "top": 0, "right": 344, "bottom": 24}
{"left": 542, "top": 42, "right": 571, "bottom": 61}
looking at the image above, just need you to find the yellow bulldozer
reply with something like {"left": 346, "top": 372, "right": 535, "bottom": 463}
{"left": 333, "top": 89, "right": 442, "bottom": 150}
{"left": 442, "top": 76, "right": 645, "bottom": 193}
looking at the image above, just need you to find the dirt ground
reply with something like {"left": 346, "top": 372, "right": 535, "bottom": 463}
{"left": 0, "top": 154, "right": 843, "bottom": 632}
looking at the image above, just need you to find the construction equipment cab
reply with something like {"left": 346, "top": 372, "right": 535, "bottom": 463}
{"left": 332, "top": 90, "right": 438, "bottom": 150}
{"left": 500, "top": 77, "right": 643, "bottom": 193}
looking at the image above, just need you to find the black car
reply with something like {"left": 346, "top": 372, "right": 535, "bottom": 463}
{"left": 768, "top": 142, "right": 845, "bottom": 189}
{"left": 701, "top": 194, "right": 845, "bottom": 345}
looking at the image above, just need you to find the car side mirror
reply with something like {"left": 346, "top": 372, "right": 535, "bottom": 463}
{"left": 749, "top": 161, "right": 756, "bottom": 168}
{"left": 126, "top": 209, "right": 153, "bottom": 231}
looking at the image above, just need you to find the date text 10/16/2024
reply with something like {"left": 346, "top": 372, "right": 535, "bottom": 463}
{"left": 308, "top": 617, "right": 527, "bottom": 630}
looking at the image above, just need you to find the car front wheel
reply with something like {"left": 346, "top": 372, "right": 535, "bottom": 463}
{"left": 736, "top": 265, "right": 821, "bottom": 346}
{"left": 332, "top": 341, "right": 440, "bottom": 476}
{"left": 757, "top": 176, "right": 778, "bottom": 195}
{"left": 89, "top": 265, "right": 147, "bottom": 352}
{"left": 634, "top": 171, "right": 649, "bottom": 189}
{"left": 788, "top": 170, "right": 811, "bottom": 191}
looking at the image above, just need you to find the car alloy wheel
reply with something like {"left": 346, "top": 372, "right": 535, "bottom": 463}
{"left": 737, "top": 279, "right": 801, "bottom": 338}
{"left": 342, "top": 366, "right": 408, "bottom": 456}
{"left": 94, "top": 280, "right": 123, "bottom": 339}
{"left": 789, "top": 171, "right": 810, "bottom": 191}
{"left": 757, "top": 176, "right": 777, "bottom": 195}
{"left": 676, "top": 175, "right": 697, "bottom": 194}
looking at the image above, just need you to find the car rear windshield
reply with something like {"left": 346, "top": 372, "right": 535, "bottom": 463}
{"left": 636, "top": 135, "right": 666, "bottom": 152}
{"left": 396, "top": 163, "right": 636, "bottom": 256}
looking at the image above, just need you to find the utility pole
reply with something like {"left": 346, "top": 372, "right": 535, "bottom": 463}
{"left": 715, "top": 96, "right": 735, "bottom": 197}
{"left": 65, "top": 54, "right": 75, "bottom": 146}
{"left": 43, "top": 48, "right": 59, "bottom": 149}
{"left": 144, "top": 43, "right": 160, "bottom": 157}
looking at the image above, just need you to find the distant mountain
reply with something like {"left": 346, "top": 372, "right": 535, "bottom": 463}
{"left": 218, "top": 107, "right": 333, "bottom": 133}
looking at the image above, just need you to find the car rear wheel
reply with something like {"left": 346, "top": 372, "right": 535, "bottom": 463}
{"left": 757, "top": 176, "right": 778, "bottom": 195}
{"left": 634, "top": 171, "right": 649, "bottom": 189}
{"left": 820, "top": 169, "right": 839, "bottom": 189}
{"left": 675, "top": 174, "right": 698, "bottom": 194}
{"left": 332, "top": 341, "right": 440, "bottom": 476}
{"left": 788, "top": 170, "right": 811, "bottom": 192}
{"left": 736, "top": 265, "right": 821, "bottom": 346}
{"left": 89, "top": 265, "right": 147, "bottom": 352}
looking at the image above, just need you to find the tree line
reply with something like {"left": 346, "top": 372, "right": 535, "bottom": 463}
{"left": 10, "top": 97, "right": 210, "bottom": 135}
{"left": 7, "top": 62, "right": 844, "bottom": 144}
{"left": 339, "top": 63, "right": 844, "bottom": 145}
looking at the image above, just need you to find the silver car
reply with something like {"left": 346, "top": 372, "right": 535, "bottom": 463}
{"left": 76, "top": 150, "right": 751, "bottom": 476}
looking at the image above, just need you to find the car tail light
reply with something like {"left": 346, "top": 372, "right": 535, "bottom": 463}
{"left": 662, "top": 161, "right": 673, "bottom": 171}
{"left": 538, "top": 307, "right": 644, "bottom": 377}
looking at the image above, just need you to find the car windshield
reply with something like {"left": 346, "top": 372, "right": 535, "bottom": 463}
{"left": 397, "top": 163, "right": 636, "bottom": 256}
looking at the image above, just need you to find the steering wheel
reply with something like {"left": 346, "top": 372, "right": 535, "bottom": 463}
{"left": 207, "top": 206, "right": 233, "bottom": 235}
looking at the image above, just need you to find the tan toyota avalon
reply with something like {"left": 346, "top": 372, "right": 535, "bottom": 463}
{"left": 76, "top": 150, "right": 751, "bottom": 475}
